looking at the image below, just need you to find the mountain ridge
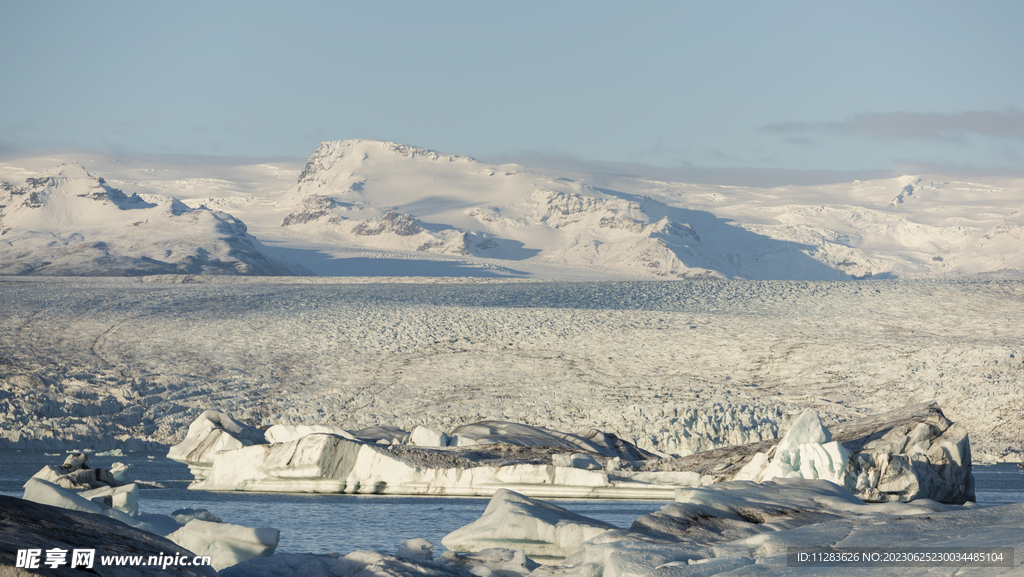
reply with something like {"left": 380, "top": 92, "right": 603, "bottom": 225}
{"left": 1, "top": 140, "right": 1021, "bottom": 279}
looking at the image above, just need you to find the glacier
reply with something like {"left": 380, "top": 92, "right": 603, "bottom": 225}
{"left": 1, "top": 278, "right": 1021, "bottom": 464}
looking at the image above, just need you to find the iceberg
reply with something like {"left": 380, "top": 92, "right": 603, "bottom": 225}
{"left": 647, "top": 401, "right": 975, "bottom": 503}
{"left": 442, "top": 489, "right": 618, "bottom": 561}
{"left": 0, "top": 495, "right": 216, "bottom": 577}
{"left": 171, "top": 402, "right": 974, "bottom": 503}
{"left": 167, "top": 519, "right": 280, "bottom": 571}
{"left": 21, "top": 465, "right": 279, "bottom": 571}
{"left": 185, "top": 429, "right": 698, "bottom": 498}
{"left": 446, "top": 479, "right": 1023, "bottom": 576}
{"left": 31, "top": 451, "right": 124, "bottom": 490}
{"left": 166, "top": 409, "right": 267, "bottom": 480}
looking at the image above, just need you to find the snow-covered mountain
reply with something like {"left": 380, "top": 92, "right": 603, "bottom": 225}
{"left": 1, "top": 141, "right": 1021, "bottom": 279}
{"left": 0, "top": 162, "right": 306, "bottom": 276}
{"left": 271, "top": 140, "right": 725, "bottom": 278}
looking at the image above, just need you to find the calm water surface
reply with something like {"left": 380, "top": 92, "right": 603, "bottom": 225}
{"left": 3, "top": 450, "right": 1021, "bottom": 555}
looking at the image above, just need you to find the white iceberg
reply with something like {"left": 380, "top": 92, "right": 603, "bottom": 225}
{"left": 22, "top": 476, "right": 278, "bottom": 571}
{"left": 167, "top": 519, "right": 280, "bottom": 571}
{"left": 265, "top": 423, "right": 357, "bottom": 444}
{"left": 189, "top": 430, "right": 694, "bottom": 498}
{"left": 173, "top": 403, "right": 975, "bottom": 503}
{"left": 449, "top": 479, "right": 1022, "bottom": 577}
{"left": 396, "top": 537, "right": 435, "bottom": 561}
{"left": 442, "top": 489, "right": 619, "bottom": 561}
{"left": 167, "top": 409, "right": 267, "bottom": 479}
{"left": 731, "top": 405, "right": 974, "bottom": 503}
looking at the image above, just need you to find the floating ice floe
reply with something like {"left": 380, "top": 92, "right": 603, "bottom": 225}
{"left": 221, "top": 539, "right": 539, "bottom": 577}
{"left": 21, "top": 452, "right": 279, "bottom": 571}
{"left": 0, "top": 495, "right": 217, "bottom": 577}
{"left": 442, "top": 489, "right": 618, "bottom": 561}
{"left": 172, "top": 416, "right": 699, "bottom": 498}
{"left": 169, "top": 402, "right": 973, "bottom": 503}
{"left": 444, "top": 483, "right": 1024, "bottom": 575}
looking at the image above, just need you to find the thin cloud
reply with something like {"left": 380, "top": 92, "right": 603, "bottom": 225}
{"left": 762, "top": 110, "right": 1024, "bottom": 141}
{"left": 840, "top": 110, "right": 1024, "bottom": 140}
{"left": 760, "top": 121, "right": 818, "bottom": 135}
{"left": 483, "top": 151, "right": 894, "bottom": 187}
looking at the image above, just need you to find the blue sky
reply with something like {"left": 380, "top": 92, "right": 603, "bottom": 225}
{"left": 2, "top": 1, "right": 1022, "bottom": 182}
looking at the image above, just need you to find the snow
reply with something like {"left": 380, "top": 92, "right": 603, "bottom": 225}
{"left": 0, "top": 161, "right": 305, "bottom": 276}
{"left": 3, "top": 141, "right": 1023, "bottom": 280}
{"left": 1, "top": 278, "right": 1021, "bottom": 466}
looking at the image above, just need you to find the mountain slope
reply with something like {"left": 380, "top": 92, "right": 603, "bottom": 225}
{"left": 1, "top": 143, "right": 1021, "bottom": 279}
{"left": 0, "top": 162, "right": 306, "bottom": 276}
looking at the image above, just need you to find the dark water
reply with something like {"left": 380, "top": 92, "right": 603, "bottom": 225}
{"left": 4, "top": 450, "right": 1021, "bottom": 555}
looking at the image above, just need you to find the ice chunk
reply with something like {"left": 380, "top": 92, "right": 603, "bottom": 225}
{"left": 79, "top": 483, "right": 139, "bottom": 517}
{"left": 774, "top": 410, "right": 830, "bottom": 452}
{"left": 552, "top": 452, "right": 602, "bottom": 470}
{"left": 265, "top": 423, "right": 356, "bottom": 444}
{"left": 442, "top": 489, "right": 618, "bottom": 561}
{"left": 110, "top": 461, "right": 130, "bottom": 482}
{"left": 167, "top": 410, "right": 267, "bottom": 479}
{"left": 439, "top": 548, "right": 539, "bottom": 577}
{"left": 171, "top": 508, "right": 224, "bottom": 525}
{"left": 24, "top": 477, "right": 140, "bottom": 528}
{"left": 450, "top": 421, "right": 653, "bottom": 460}
{"left": 396, "top": 537, "right": 434, "bottom": 561}
{"left": 62, "top": 452, "right": 89, "bottom": 470}
{"left": 167, "top": 519, "right": 280, "bottom": 571}
{"left": 730, "top": 406, "right": 974, "bottom": 503}
{"left": 411, "top": 425, "right": 449, "bottom": 447}
{"left": 733, "top": 409, "right": 850, "bottom": 487}
{"left": 96, "top": 448, "right": 125, "bottom": 456}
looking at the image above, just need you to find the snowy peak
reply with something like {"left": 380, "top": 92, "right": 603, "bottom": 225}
{"left": 296, "top": 139, "right": 479, "bottom": 182}
{"left": 0, "top": 162, "right": 307, "bottom": 276}
{"left": 47, "top": 160, "right": 92, "bottom": 179}
{"left": 2, "top": 143, "right": 1022, "bottom": 279}
{"left": 276, "top": 142, "right": 725, "bottom": 278}
{"left": 1, "top": 160, "right": 152, "bottom": 213}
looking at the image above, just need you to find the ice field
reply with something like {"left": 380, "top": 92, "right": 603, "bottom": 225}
{"left": 3, "top": 276, "right": 1024, "bottom": 574}
{"left": 1, "top": 276, "right": 1021, "bottom": 462}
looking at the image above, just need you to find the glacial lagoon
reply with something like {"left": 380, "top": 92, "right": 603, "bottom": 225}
{"left": 2, "top": 450, "right": 1021, "bottom": 556}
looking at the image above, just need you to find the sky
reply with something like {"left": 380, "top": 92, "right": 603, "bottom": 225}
{"left": 2, "top": 1, "right": 1023, "bottom": 184}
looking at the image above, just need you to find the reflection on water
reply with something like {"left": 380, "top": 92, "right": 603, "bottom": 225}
{"left": 3, "top": 450, "right": 1021, "bottom": 555}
